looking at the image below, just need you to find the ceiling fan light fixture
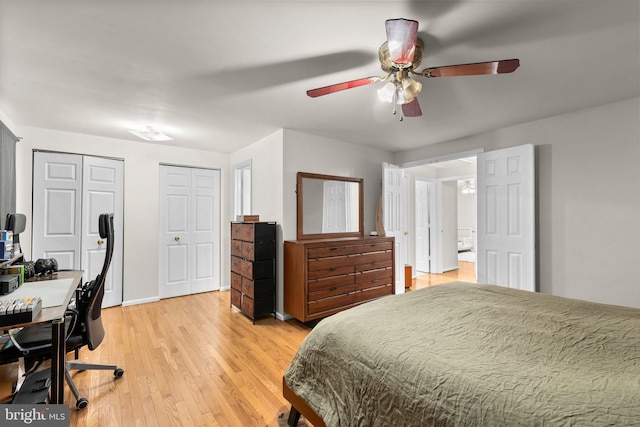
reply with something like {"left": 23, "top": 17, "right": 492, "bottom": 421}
{"left": 395, "top": 90, "right": 413, "bottom": 105}
{"left": 385, "top": 18, "right": 419, "bottom": 65}
{"left": 402, "top": 77, "right": 422, "bottom": 99}
{"left": 377, "top": 81, "right": 396, "bottom": 103}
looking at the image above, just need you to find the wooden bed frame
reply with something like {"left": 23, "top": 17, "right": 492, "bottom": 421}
{"left": 282, "top": 377, "right": 326, "bottom": 427}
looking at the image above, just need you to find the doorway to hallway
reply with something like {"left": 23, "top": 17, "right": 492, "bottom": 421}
{"left": 408, "top": 260, "right": 477, "bottom": 291}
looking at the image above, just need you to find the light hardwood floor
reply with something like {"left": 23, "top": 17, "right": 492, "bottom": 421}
{"left": 0, "top": 264, "right": 475, "bottom": 426}
{"left": 408, "top": 261, "right": 477, "bottom": 290}
{"left": 0, "top": 291, "right": 312, "bottom": 426}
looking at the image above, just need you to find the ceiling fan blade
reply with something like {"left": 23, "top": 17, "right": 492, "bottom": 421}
{"left": 422, "top": 59, "right": 520, "bottom": 77}
{"left": 402, "top": 98, "right": 422, "bottom": 118}
{"left": 307, "top": 77, "right": 380, "bottom": 98}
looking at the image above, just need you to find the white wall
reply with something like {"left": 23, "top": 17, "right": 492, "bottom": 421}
{"left": 14, "top": 126, "right": 230, "bottom": 305}
{"left": 229, "top": 130, "right": 285, "bottom": 313}
{"left": 394, "top": 97, "right": 640, "bottom": 308}
{"left": 280, "top": 130, "right": 393, "bottom": 316}
{"left": 282, "top": 130, "right": 393, "bottom": 242}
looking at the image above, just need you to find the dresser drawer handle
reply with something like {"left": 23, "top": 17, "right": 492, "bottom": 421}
{"left": 330, "top": 287, "right": 337, "bottom": 291}
{"left": 329, "top": 267, "right": 337, "bottom": 271}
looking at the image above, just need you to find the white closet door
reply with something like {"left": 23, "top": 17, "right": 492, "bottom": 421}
{"left": 190, "top": 168, "right": 220, "bottom": 294}
{"left": 159, "top": 165, "right": 220, "bottom": 298}
{"left": 33, "top": 151, "right": 124, "bottom": 307}
{"left": 32, "top": 152, "right": 83, "bottom": 269}
{"left": 476, "top": 144, "right": 535, "bottom": 291}
{"left": 82, "top": 156, "right": 124, "bottom": 308}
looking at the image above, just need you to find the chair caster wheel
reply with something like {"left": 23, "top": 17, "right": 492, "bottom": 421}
{"left": 76, "top": 398, "right": 89, "bottom": 409}
{"left": 114, "top": 368, "right": 124, "bottom": 378}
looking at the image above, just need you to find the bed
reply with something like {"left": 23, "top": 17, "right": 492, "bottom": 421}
{"left": 283, "top": 281, "right": 640, "bottom": 426}
{"left": 457, "top": 226, "right": 474, "bottom": 252}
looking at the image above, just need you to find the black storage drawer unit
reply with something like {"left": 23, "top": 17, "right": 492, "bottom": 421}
{"left": 230, "top": 221, "right": 277, "bottom": 323}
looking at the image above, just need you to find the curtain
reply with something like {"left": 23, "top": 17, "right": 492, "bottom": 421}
{"left": 0, "top": 120, "right": 19, "bottom": 226}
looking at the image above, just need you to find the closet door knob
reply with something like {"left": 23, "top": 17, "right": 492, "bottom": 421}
{"left": 174, "top": 236, "right": 181, "bottom": 241}
{"left": 98, "top": 239, "right": 104, "bottom": 245}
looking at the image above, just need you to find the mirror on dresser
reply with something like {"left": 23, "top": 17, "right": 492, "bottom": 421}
{"left": 296, "top": 172, "right": 364, "bottom": 240}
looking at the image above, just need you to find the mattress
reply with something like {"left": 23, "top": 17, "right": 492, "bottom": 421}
{"left": 284, "top": 282, "right": 640, "bottom": 426}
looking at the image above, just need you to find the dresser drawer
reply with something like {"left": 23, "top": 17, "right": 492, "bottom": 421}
{"left": 308, "top": 256, "right": 359, "bottom": 272}
{"left": 231, "top": 256, "right": 243, "bottom": 274}
{"left": 354, "top": 284, "right": 393, "bottom": 303}
{"left": 356, "top": 241, "right": 393, "bottom": 254}
{"left": 308, "top": 245, "right": 359, "bottom": 258}
{"left": 244, "top": 295, "right": 275, "bottom": 317}
{"left": 231, "top": 223, "right": 243, "bottom": 240}
{"left": 309, "top": 283, "right": 354, "bottom": 301}
{"left": 308, "top": 293, "right": 355, "bottom": 315}
{"left": 231, "top": 272, "right": 242, "bottom": 291}
{"left": 231, "top": 288, "right": 242, "bottom": 309}
{"left": 231, "top": 239, "right": 243, "bottom": 257}
{"left": 235, "top": 222, "right": 276, "bottom": 242}
{"left": 242, "top": 240, "right": 276, "bottom": 261}
{"left": 240, "top": 258, "right": 274, "bottom": 280}
{"left": 241, "top": 294, "right": 254, "bottom": 315}
{"left": 308, "top": 274, "right": 354, "bottom": 293}
{"left": 357, "top": 251, "right": 393, "bottom": 271}
{"left": 356, "top": 268, "right": 393, "bottom": 290}
{"left": 308, "top": 265, "right": 355, "bottom": 280}
{"left": 242, "top": 276, "right": 275, "bottom": 298}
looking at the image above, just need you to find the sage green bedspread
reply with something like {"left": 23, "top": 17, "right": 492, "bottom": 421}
{"left": 284, "top": 282, "right": 640, "bottom": 426}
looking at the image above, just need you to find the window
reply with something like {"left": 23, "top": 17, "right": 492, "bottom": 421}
{"left": 232, "top": 160, "right": 252, "bottom": 218}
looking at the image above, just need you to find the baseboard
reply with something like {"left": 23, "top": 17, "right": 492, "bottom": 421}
{"left": 122, "top": 296, "right": 160, "bottom": 307}
{"left": 276, "top": 311, "right": 291, "bottom": 321}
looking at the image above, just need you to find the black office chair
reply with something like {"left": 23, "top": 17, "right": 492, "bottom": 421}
{"left": 4, "top": 213, "right": 26, "bottom": 251}
{"left": 0, "top": 213, "right": 124, "bottom": 409}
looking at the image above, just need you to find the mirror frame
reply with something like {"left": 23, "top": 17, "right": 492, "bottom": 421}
{"left": 296, "top": 172, "right": 364, "bottom": 240}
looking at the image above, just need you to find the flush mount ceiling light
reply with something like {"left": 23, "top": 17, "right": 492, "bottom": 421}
{"left": 128, "top": 126, "right": 173, "bottom": 141}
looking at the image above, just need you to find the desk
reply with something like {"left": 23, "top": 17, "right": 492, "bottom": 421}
{"left": 0, "top": 271, "right": 82, "bottom": 404}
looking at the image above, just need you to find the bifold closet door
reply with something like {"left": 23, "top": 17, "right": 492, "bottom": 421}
{"left": 32, "top": 151, "right": 124, "bottom": 307}
{"left": 159, "top": 165, "right": 220, "bottom": 299}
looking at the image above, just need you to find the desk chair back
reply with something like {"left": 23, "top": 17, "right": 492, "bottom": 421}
{"left": 76, "top": 213, "right": 114, "bottom": 351}
{"left": 5, "top": 213, "right": 26, "bottom": 246}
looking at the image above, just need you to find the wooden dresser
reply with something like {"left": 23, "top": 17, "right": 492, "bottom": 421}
{"left": 231, "top": 222, "right": 276, "bottom": 323}
{"left": 284, "top": 236, "right": 394, "bottom": 323}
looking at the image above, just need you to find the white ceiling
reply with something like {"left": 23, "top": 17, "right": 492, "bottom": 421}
{"left": 1, "top": 1, "right": 638, "bottom": 154}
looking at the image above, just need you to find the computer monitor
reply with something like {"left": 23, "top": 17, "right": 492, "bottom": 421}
{"left": 4, "top": 213, "right": 26, "bottom": 248}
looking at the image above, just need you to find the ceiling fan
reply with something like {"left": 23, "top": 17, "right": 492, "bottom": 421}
{"left": 306, "top": 18, "right": 520, "bottom": 120}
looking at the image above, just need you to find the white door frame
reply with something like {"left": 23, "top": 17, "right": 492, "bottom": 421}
{"left": 382, "top": 163, "right": 408, "bottom": 293}
{"left": 414, "top": 177, "right": 434, "bottom": 273}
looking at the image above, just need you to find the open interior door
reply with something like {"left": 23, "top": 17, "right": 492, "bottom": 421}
{"left": 382, "top": 163, "right": 407, "bottom": 293}
{"left": 476, "top": 144, "right": 535, "bottom": 291}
